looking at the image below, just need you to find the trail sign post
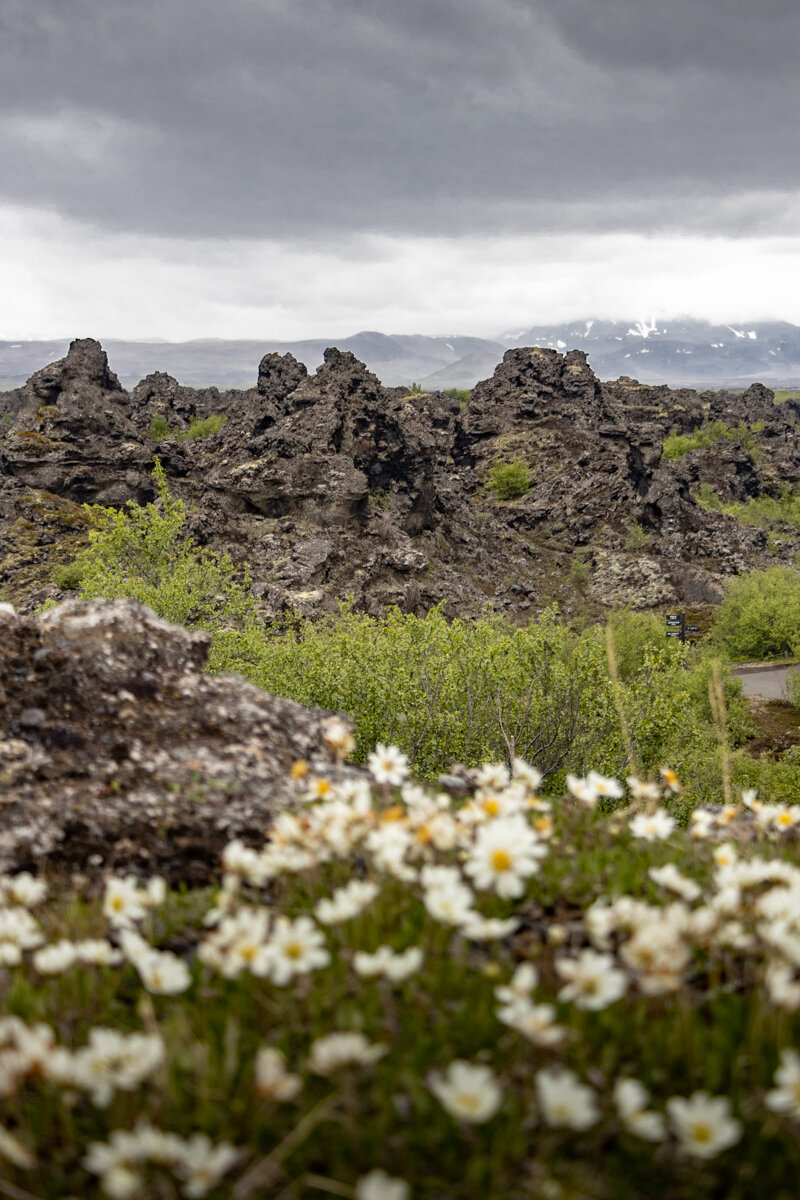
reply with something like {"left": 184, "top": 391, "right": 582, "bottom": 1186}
{"left": 665, "top": 612, "right": 686, "bottom": 643}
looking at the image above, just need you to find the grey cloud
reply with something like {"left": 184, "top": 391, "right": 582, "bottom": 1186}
{"left": 0, "top": 0, "right": 797, "bottom": 239}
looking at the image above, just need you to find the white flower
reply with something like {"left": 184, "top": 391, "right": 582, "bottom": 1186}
{"left": 555, "top": 949, "right": 627, "bottom": 1010}
{"left": 254, "top": 1047, "right": 302, "bottom": 1101}
{"left": 264, "top": 916, "right": 330, "bottom": 986}
{"left": 460, "top": 915, "right": 519, "bottom": 940}
{"left": 667, "top": 1092, "right": 742, "bottom": 1159}
{"left": 464, "top": 816, "right": 544, "bottom": 898}
{"left": 221, "top": 840, "right": 262, "bottom": 878}
{"left": 32, "top": 939, "right": 77, "bottom": 975}
{"left": 613, "top": 1078, "right": 666, "bottom": 1141}
{"left": 322, "top": 715, "right": 356, "bottom": 759}
{"left": 629, "top": 809, "right": 676, "bottom": 841}
{"left": 586, "top": 771, "right": 624, "bottom": 800}
{"left": 429, "top": 1060, "right": 502, "bottom": 1123}
{"left": 174, "top": 1134, "right": 240, "bottom": 1199}
{"left": 315, "top": 879, "right": 379, "bottom": 924}
{"left": 495, "top": 962, "right": 538, "bottom": 1006}
{"left": 766, "top": 1049, "right": 800, "bottom": 1118}
{"left": 0, "top": 1123, "right": 36, "bottom": 1168}
{"left": 3, "top": 873, "right": 47, "bottom": 908}
{"left": 103, "top": 877, "right": 147, "bottom": 927}
{"left": 308, "top": 1032, "right": 387, "bottom": 1074}
{"left": 199, "top": 906, "right": 273, "bottom": 978}
{"left": 497, "top": 1000, "right": 565, "bottom": 1047}
{"left": 135, "top": 949, "right": 192, "bottom": 995}
{"left": 536, "top": 1068, "right": 598, "bottom": 1129}
{"left": 766, "top": 963, "right": 800, "bottom": 1010}
{"left": 626, "top": 777, "right": 661, "bottom": 803}
{"left": 475, "top": 762, "right": 511, "bottom": 792}
{"left": 0, "top": 907, "right": 44, "bottom": 964}
{"left": 512, "top": 758, "right": 543, "bottom": 791}
{"left": 356, "top": 1170, "right": 410, "bottom": 1200}
{"left": 423, "top": 880, "right": 477, "bottom": 926}
{"left": 713, "top": 843, "right": 738, "bottom": 868}
{"left": 689, "top": 809, "right": 715, "bottom": 839}
{"left": 367, "top": 744, "right": 409, "bottom": 786}
{"left": 659, "top": 768, "right": 681, "bottom": 794}
{"left": 70, "top": 1028, "right": 165, "bottom": 1108}
{"left": 143, "top": 876, "right": 167, "bottom": 909}
{"left": 100, "top": 1165, "right": 141, "bottom": 1199}
{"left": 354, "top": 945, "right": 424, "bottom": 983}
{"left": 649, "top": 864, "right": 702, "bottom": 902}
{"left": 565, "top": 774, "right": 601, "bottom": 809}
{"left": 75, "top": 939, "right": 125, "bottom": 966}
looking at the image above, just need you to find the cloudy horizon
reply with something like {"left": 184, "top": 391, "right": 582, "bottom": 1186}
{"left": 2, "top": 0, "right": 799, "bottom": 341}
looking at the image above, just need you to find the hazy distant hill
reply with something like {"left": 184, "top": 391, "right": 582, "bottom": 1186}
{"left": 1, "top": 319, "right": 799, "bottom": 390}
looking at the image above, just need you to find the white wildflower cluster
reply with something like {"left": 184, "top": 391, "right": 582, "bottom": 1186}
{"left": 84, "top": 1122, "right": 240, "bottom": 1198}
{"left": 198, "top": 908, "right": 330, "bottom": 984}
{"left": 495, "top": 962, "right": 565, "bottom": 1047}
{"left": 200, "top": 756, "right": 549, "bottom": 984}
{"left": 0, "top": 1018, "right": 162, "bottom": 1109}
{"left": 6, "top": 749, "right": 800, "bottom": 1193}
{"left": 103, "top": 875, "right": 167, "bottom": 927}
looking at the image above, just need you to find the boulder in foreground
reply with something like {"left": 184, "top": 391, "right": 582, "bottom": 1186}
{"left": 0, "top": 599, "right": 350, "bottom": 881}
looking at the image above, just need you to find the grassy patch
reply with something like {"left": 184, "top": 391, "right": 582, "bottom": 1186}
{"left": 662, "top": 420, "right": 764, "bottom": 461}
{"left": 151, "top": 413, "right": 228, "bottom": 440}
{"left": 695, "top": 482, "right": 800, "bottom": 535}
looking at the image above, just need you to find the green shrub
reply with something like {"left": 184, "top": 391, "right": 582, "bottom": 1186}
{"left": 184, "top": 413, "right": 227, "bottom": 439}
{"left": 150, "top": 414, "right": 174, "bottom": 439}
{"left": 784, "top": 666, "right": 800, "bottom": 709}
{"left": 65, "top": 458, "right": 257, "bottom": 633}
{"left": 52, "top": 561, "right": 85, "bottom": 591}
{"left": 712, "top": 566, "right": 800, "bottom": 660}
{"left": 662, "top": 420, "right": 764, "bottom": 461}
{"left": 625, "top": 519, "right": 651, "bottom": 552}
{"left": 150, "top": 413, "right": 227, "bottom": 440}
{"left": 445, "top": 388, "right": 471, "bottom": 410}
{"left": 486, "top": 459, "right": 532, "bottom": 501}
{"left": 212, "top": 604, "right": 729, "bottom": 788}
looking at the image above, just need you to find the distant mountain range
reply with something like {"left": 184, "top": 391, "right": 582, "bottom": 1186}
{"left": 2, "top": 319, "right": 800, "bottom": 391}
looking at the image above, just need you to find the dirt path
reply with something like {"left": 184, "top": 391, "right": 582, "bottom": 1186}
{"left": 732, "top": 664, "right": 797, "bottom": 700}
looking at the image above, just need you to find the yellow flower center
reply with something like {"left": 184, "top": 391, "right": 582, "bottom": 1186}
{"left": 285, "top": 941, "right": 303, "bottom": 960}
{"left": 691, "top": 1122, "right": 711, "bottom": 1144}
{"left": 416, "top": 825, "right": 432, "bottom": 844}
{"left": 455, "top": 1092, "right": 481, "bottom": 1114}
{"left": 491, "top": 849, "right": 512, "bottom": 872}
{"left": 483, "top": 798, "right": 500, "bottom": 817}
{"left": 290, "top": 759, "right": 309, "bottom": 779}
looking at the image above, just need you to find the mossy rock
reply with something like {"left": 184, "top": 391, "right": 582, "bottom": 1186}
{"left": 11, "top": 430, "right": 62, "bottom": 457}
{"left": 0, "top": 492, "right": 91, "bottom": 604}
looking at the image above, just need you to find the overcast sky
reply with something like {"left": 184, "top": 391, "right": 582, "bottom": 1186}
{"left": 1, "top": 0, "right": 799, "bottom": 339}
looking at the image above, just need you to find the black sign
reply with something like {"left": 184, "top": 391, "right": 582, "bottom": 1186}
{"left": 666, "top": 611, "right": 686, "bottom": 642}
{"left": 686, "top": 625, "right": 700, "bottom": 633}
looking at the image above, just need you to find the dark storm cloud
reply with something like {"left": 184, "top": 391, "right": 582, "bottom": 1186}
{"left": 0, "top": 0, "right": 797, "bottom": 239}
